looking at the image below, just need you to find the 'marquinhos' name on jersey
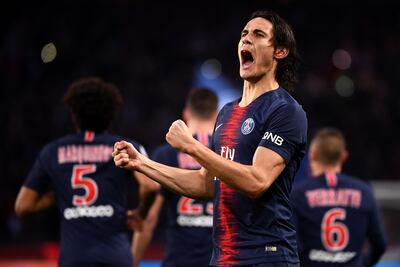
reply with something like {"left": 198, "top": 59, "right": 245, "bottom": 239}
{"left": 58, "top": 144, "right": 113, "bottom": 164}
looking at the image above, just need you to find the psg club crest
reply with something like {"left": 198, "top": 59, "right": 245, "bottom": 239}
{"left": 241, "top": 118, "right": 255, "bottom": 135}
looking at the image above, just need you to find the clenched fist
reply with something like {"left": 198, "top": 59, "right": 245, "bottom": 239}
{"left": 166, "top": 120, "right": 196, "bottom": 153}
{"left": 112, "top": 141, "right": 143, "bottom": 170}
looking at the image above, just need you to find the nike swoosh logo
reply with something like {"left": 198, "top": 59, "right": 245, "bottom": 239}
{"left": 215, "top": 123, "right": 223, "bottom": 131}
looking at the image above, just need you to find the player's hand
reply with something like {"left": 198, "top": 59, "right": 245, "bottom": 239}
{"left": 112, "top": 141, "right": 142, "bottom": 170}
{"left": 166, "top": 120, "right": 196, "bottom": 152}
{"left": 126, "top": 209, "right": 143, "bottom": 232}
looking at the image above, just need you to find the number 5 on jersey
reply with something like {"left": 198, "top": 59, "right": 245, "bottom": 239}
{"left": 71, "top": 164, "right": 98, "bottom": 206}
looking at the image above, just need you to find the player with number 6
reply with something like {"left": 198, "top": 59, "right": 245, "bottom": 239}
{"left": 290, "top": 128, "right": 387, "bottom": 267}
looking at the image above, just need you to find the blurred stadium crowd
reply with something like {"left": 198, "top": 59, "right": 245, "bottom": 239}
{"left": 0, "top": 0, "right": 399, "bottom": 259}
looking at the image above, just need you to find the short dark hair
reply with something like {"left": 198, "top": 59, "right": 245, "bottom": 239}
{"left": 249, "top": 10, "right": 300, "bottom": 91}
{"left": 186, "top": 87, "right": 218, "bottom": 119}
{"left": 63, "top": 77, "right": 123, "bottom": 132}
{"left": 311, "top": 128, "right": 347, "bottom": 165}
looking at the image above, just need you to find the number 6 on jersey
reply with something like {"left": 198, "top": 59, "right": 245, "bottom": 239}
{"left": 321, "top": 208, "right": 349, "bottom": 251}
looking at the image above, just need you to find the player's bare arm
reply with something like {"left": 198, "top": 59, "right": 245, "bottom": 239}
{"left": 15, "top": 187, "right": 55, "bottom": 216}
{"left": 167, "top": 120, "right": 285, "bottom": 199}
{"left": 113, "top": 141, "right": 214, "bottom": 199}
{"left": 131, "top": 194, "right": 164, "bottom": 267}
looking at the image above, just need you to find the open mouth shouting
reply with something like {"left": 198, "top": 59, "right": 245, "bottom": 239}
{"left": 240, "top": 49, "right": 254, "bottom": 69}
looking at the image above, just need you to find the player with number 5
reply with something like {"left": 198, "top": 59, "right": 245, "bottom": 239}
{"left": 15, "top": 77, "right": 159, "bottom": 267}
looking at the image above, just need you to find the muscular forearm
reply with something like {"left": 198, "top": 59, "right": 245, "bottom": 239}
{"left": 132, "top": 195, "right": 162, "bottom": 267}
{"left": 184, "top": 140, "right": 281, "bottom": 198}
{"left": 113, "top": 141, "right": 212, "bottom": 199}
{"left": 138, "top": 156, "right": 212, "bottom": 199}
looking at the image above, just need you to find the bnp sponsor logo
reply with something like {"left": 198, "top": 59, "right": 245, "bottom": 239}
{"left": 262, "top": 132, "right": 283, "bottom": 146}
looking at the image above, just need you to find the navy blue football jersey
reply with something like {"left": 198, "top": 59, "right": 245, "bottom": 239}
{"left": 24, "top": 131, "right": 147, "bottom": 267}
{"left": 210, "top": 88, "right": 307, "bottom": 266}
{"left": 152, "top": 133, "right": 213, "bottom": 267}
{"left": 290, "top": 172, "right": 387, "bottom": 267}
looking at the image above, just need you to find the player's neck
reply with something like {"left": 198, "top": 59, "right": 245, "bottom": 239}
{"left": 187, "top": 119, "right": 214, "bottom": 135}
{"left": 239, "top": 78, "right": 279, "bottom": 107}
{"left": 311, "top": 162, "right": 342, "bottom": 177}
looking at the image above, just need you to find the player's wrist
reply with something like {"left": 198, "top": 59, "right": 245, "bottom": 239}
{"left": 182, "top": 138, "right": 201, "bottom": 155}
{"left": 134, "top": 153, "right": 148, "bottom": 170}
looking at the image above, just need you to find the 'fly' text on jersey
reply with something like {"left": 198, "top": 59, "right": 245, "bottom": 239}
{"left": 220, "top": 146, "right": 235, "bottom": 161}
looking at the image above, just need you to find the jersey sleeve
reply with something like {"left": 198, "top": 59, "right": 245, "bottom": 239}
{"left": 24, "top": 149, "right": 52, "bottom": 194}
{"left": 258, "top": 102, "right": 307, "bottom": 164}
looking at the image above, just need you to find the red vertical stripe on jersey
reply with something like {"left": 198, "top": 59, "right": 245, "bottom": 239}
{"left": 325, "top": 171, "right": 337, "bottom": 187}
{"left": 84, "top": 131, "right": 95, "bottom": 142}
{"left": 217, "top": 105, "right": 247, "bottom": 266}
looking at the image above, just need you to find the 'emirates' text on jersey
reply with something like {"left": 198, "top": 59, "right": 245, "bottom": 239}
{"left": 210, "top": 88, "right": 307, "bottom": 266}
{"left": 153, "top": 133, "right": 213, "bottom": 267}
{"left": 24, "top": 131, "right": 145, "bottom": 267}
{"left": 290, "top": 172, "right": 387, "bottom": 267}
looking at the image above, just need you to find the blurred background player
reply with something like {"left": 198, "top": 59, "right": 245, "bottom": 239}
{"left": 290, "top": 128, "right": 387, "bottom": 267}
{"left": 132, "top": 88, "right": 218, "bottom": 267}
{"left": 15, "top": 77, "right": 159, "bottom": 267}
{"left": 113, "top": 10, "right": 307, "bottom": 267}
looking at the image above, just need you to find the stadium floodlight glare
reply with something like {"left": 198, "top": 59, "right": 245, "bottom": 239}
{"left": 332, "top": 49, "right": 352, "bottom": 70}
{"left": 201, "top": 58, "right": 222, "bottom": 79}
{"left": 41, "top": 42, "right": 57, "bottom": 63}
